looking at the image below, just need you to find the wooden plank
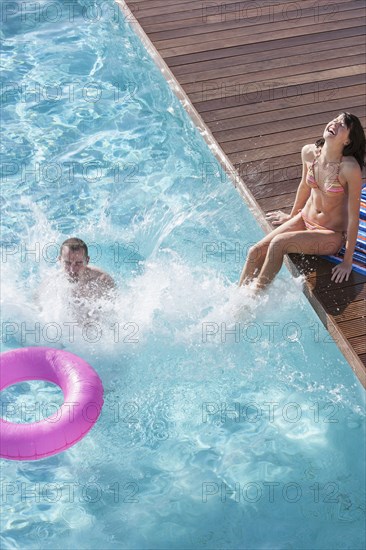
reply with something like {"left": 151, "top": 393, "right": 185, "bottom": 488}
{"left": 228, "top": 114, "right": 366, "bottom": 162}
{"left": 129, "top": 0, "right": 201, "bottom": 8}
{"left": 338, "top": 318, "right": 366, "bottom": 340}
{"left": 229, "top": 144, "right": 307, "bottom": 163}
{"left": 257, "top": 192, "right": 300, "bottom": 211}
{"left": 196, "top": 105, "right": 364, "bottom": 141}
{"left": 231, "top": 150, "right": 366, "bottom": 184}
{"left": 342, "top": 337, "right": 366, "bottom": 358}
{"left": 328, "top": 301, "right": 366, "bottom": 322}
{"left": 222, "top": 122, "right": 366, "bottom": 158}
{"left": 204, "top": 89, "right": 366, "bottom": 130}
{"left": 252, "top": 179, "right": 300, "bottom": 200}
{"left": 348, "top": 338, "right": 366, "bottom": 356}
{"left": 135, "top": 0, "right": 282, "bottom": 18}
{"left": 195, "top": 73, "right": 366, "bottom": 114}
{"left": 307, "top": 271, "right": 366, "bottom": 292}
{"left": 290, "top": 262, "right": 364, "bottom": 288}
{"left": 312, "top": 284, "right": 366, "bottom": 307}
{"left": 153, "top": 7, "right": 365, "bottom": 50}
{"left": 178, "top": 43, "right": 364, "bottom": 85}
{"left": 159, "top": 16, "right": 364, "bottom": 57}
{"left": 139, "top": 0, "right": 357, "bottom": 28}
{"left": 148, "top": 1, "right": 362, "bottom": 40}
{"left": 198, "top": 100, "right": 366, "bottom": 142}
{"left": 189, "top": 65, "right": 366, "bottom": 103}
{"left": 214, "top": 101, "right": 366, "bottom": 147}
{"left": 132, "top": 0, "right": 289, "bottom": 11}
{"left": 174, "top": 36, "right": 365, "bottom": 78}
{"left": 230, "top": 160, "right": 301, "bottom": 189}
{"left": 166, "top": 26, "right": 365, "bottom": 66}
{"left": 137, "top": 0, "right": 352, "bottom": 19}
{"left": 292, "top": 255, "right": 363, "bottom": 279}
{"left": 184, "top": 53, "right": 365, "bottom": 97}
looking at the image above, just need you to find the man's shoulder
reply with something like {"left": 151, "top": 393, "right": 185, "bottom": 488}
{"left": 86, "top": 266, "right": 115, "bottom": 286}
{"left": 87, "top": 265, "right": 104, "bottom": 276}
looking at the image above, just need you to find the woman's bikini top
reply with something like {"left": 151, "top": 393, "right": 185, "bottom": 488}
{"left": 306, "top": 150, "right": 346, "bottom": 195}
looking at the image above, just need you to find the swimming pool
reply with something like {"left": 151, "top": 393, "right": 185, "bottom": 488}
{"left": 1, "top": 1, "right": 365, "bottom": 548}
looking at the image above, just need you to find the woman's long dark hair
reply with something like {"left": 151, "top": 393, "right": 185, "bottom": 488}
{"left": 315, "top": 112, "right": 365, "bottom": 169}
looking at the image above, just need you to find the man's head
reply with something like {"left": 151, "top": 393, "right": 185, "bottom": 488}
{"left": 59, "top": 238, "right": 89, "bottom": 281}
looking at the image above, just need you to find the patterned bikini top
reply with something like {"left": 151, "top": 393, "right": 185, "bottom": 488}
{"left": 306, "top": 151, "right": 345, "bottom": 195}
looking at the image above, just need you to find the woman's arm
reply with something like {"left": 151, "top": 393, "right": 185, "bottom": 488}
{"left": 266, "top": 144, "right": 311, "bottom": 225}
{"left": 331, "top": 161, "right": 362, "bottom": 283}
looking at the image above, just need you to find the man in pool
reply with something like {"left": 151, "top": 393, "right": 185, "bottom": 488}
{"left": 59, "top": 237, "right": 115, "bottom": 299}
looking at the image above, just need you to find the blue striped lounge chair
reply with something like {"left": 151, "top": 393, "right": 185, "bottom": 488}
{"left": 323, "top": 185, "right": 366, "bottom": 276}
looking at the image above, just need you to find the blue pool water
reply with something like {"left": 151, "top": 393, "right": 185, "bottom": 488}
{"left": 1, "top": 1, "right": 365, "bottom": 548}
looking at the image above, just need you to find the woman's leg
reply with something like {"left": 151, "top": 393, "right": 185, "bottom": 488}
{"left": 239, "top": 213, "right": 305, "bottom": 286}
{"left": 255, "top": 229, "right": 344, "bottom": 289}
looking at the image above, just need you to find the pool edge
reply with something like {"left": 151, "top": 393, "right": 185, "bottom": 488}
{"left": 116, "top": 0, "right": 366, "bottom": 390}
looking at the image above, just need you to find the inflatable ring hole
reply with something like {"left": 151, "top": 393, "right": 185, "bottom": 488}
{"left": 1, "top": 380, "right": 64, "bottom": 424}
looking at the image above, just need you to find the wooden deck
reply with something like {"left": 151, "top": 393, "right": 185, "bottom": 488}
{"left": 121, "top": 0, "right": 366, "bottom": 386}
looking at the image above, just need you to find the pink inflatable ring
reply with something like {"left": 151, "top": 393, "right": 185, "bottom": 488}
{"left": 0, "top": 347, "right": 104, "bottom": 461}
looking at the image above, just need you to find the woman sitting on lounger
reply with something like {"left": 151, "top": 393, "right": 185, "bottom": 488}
{"left": 239, "top": 112, "right": 365, "bottom": 290}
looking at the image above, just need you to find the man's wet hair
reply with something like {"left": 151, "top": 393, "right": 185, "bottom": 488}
{"left": 60, "top": 238, "right": 88, "bottom": 257}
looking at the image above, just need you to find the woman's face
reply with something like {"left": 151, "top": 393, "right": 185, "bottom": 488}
{"left": 323, "top": 114, "right": 350, "bottom": 144}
